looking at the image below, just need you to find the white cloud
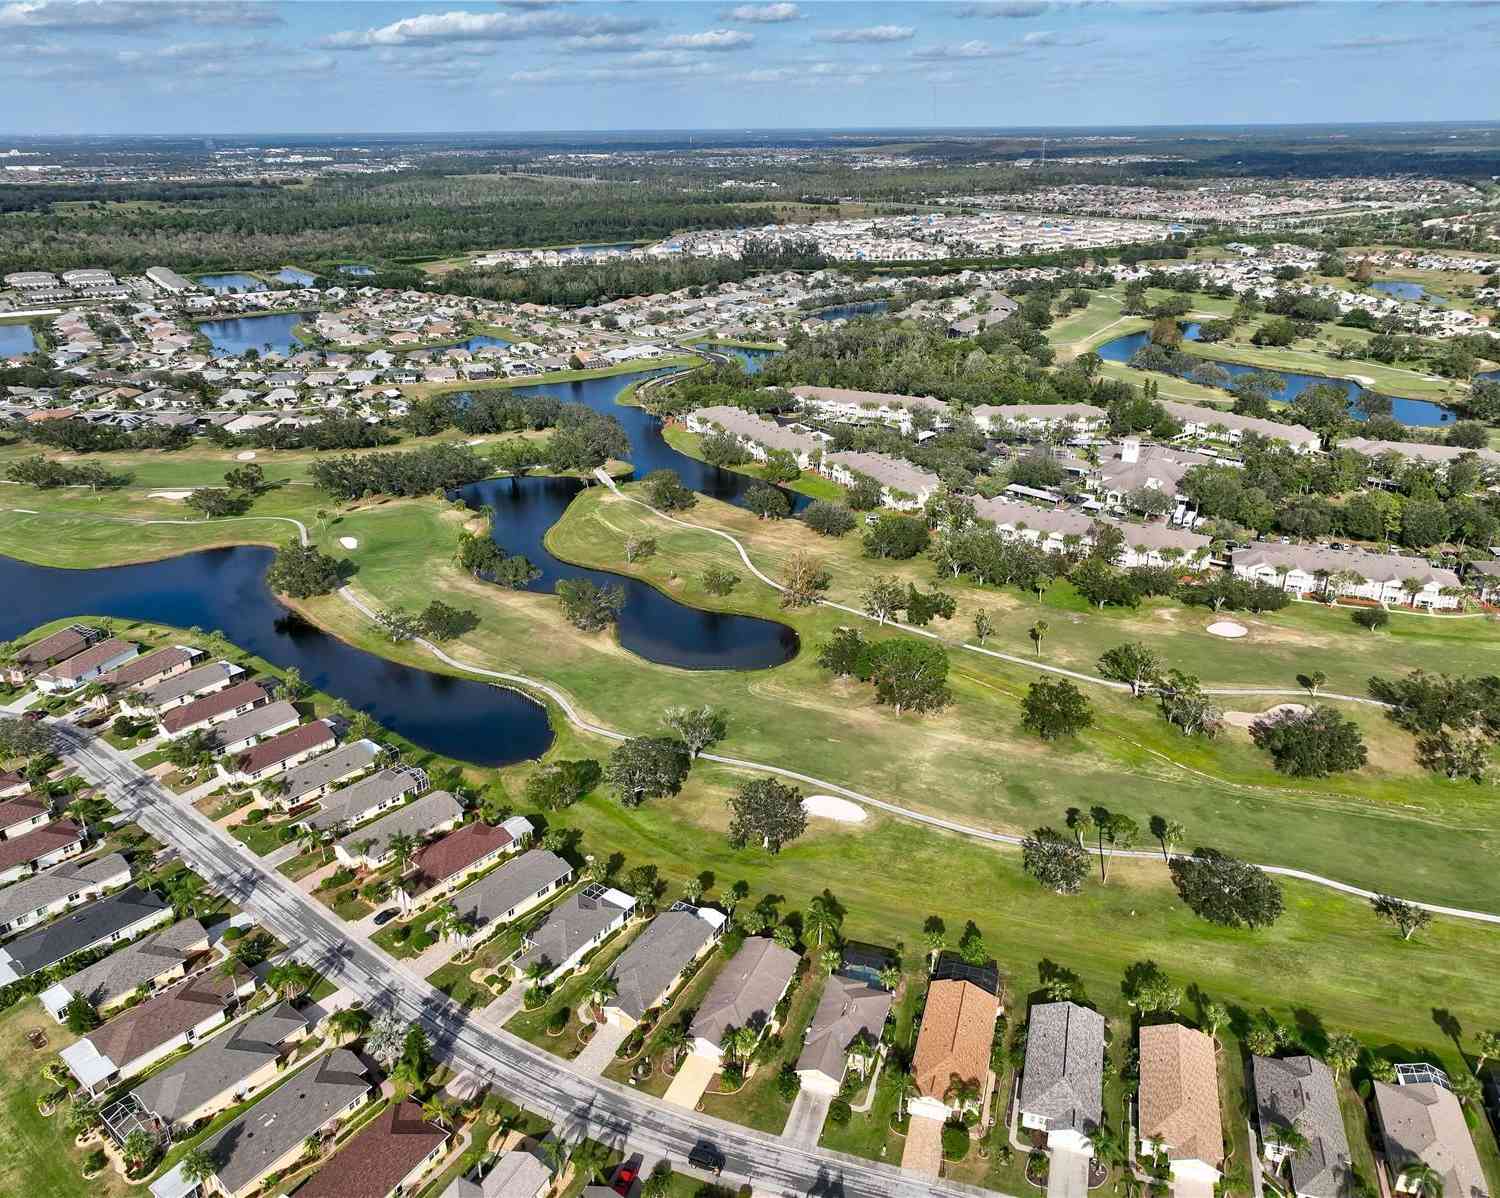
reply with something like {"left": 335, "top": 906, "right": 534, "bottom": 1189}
{"left": 322, "top": 8, "right": 651, "bottom": 51}
{"left": 956, "top": 2, "right": 1054, "bottom": 16}
{"left": 511, "top": 48, "right": 717, "bottom": 85}
{"left": 722, "top": 3, "right": 800, "bottom": 23}
{"left": 911, "top": 39, "right": 1018, "bottom": 59}
{"left": 561, "top": 32, "right": 647, "bottom": 52}
{"left": 663, "top": 29, "right": 754, "bottom": 50}
{"left": 1018, "top": 29, "right": 1100, "bottom": 46}
{"left": 1320, "top": 32, "right": 1426, "bottom": 49}
{"left": 815, "top": 24, "right": 914, "bottom": 43}
{"left": 0, "top": 0, "right": 278, "bottom": 31}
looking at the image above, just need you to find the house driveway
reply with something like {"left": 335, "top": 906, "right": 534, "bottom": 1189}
{"left": 477, "top": 983, "right": 526, "bottom": 1029}
{"left": 900, "top": 1113, "right": 944, "bottom": 1177}
{"left": 781, "top": 1088, "right": 833, "bottom": 1147}
{"left": 1047, "top": 1145, "right": 1092, "bottom": 1198}
{"left": 662, "top": 1052, "right": 717, "bottom": 1110}
{"left": 573, "top": 1020, "right": 630, "bottom": 1077}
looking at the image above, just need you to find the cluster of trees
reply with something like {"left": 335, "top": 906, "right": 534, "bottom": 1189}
{"left": 815, "top": 627, "right": 952, "bottom": 714}
{"left": 245, "top": 417, "right": 398, "bottom": 453}
{"left": 861, "top": 577, "right": 956, "bottom": 627}
{"left": 1369, "top": 669, "right": 1500, "bottom": 782}
{"left": 186, "top": 463, "right": 272, "bottom": 519}
{"left": 308, "top": 443, "right": 494, "bottom": 501}
{"left": 264, "top": 541, "right": 350, "bottom": 598}
{"left": 5, "top": 455, "right": 130, "bottom": 491}
{"left": 404, "top": 391, "right": 571, "bottom": 438}
{"left": 1249, "top": 706, "right": 1368, "bottom": 777}
{"left": 454, "top": 509, "right": 542, "bottom": 591}
{"left": 13, "top": 416, "right": 190, "bottom": 455}
{"left": 555, "top": 578, "right": 625, "bottom": 631}
{"left": 374, "top": 600, "right": 478, "bottom": 643}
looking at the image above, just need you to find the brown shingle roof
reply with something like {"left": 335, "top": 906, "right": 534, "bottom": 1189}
{"left": 82, "top": 967, "right": 246, "bottom": 1069}
{"left": 408, "top": 821, "right": 513, "bottom": 889}
{"left": 14, "top": 626, "right": 95, "bottom": 668}
{"left": 1138, "top": 1023, "right": 1224, "bottom": 1168}
{"left": 232, "top": 720, "right": 333, "bottom": 775}
{"left": 912, "top": 978, "right": 999, "bottom": 1101}
{"left": 161, "top": 681, "right": 268, "bottom": 734}
{"left": 40, "top": 637, "right": 134, "bottom": 681}
{"left": 97, "top": 645, "right": 198, "bottom": 689}
{"left": 296, "top": 1100, "right": 447, "bottom": 1198}
{"left": 0, "top": 819, "right": 82, "bottom": 872}
{"left": 0, "top": 793, "right": 48, "bottom": 834}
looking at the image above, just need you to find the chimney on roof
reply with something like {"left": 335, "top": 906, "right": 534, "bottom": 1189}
{"left": 1121, "top": 437, "right": 1140, "bottom": 464}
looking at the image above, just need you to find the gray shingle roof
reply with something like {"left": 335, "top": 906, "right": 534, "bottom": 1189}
{"left": 334, "top": 791, "right": 463, "bottom": 859}
{"left": 606, "top": 907, "right": 718, "bottom": 1022}
{"left": 0, "top": 885, "right": 168, "bottom": 978}
{"left": 690, "top": 937, "right": 800, "bottom": 1046}
{"left": 130, "top": 1001, "right": 310, "bottom": 1124}
{"left": 1252, "top": 1054, "right": 1353, "bottom": 1198}
{"left": 513, "top": 886, "right": 634, "bottom": 975}
{"left": 0, "top": 852, "right": 130, "bottom": 930}
{"left": 1374, "top": 1080, "right": 1489, "bottom": 1198}
{"left": 450, "top": 850, "right": 573, "bottom": 932}
{"left": 280, "top": 740, "right": 381, "bottom": 805}
{"left": 1019, "top": 1001, "right": 1105, "bottom": 1136}
{"left": 305, "top": 764, "right": 424, "bottom": 831}
{"left": 55, "top": 918, "right": 208, "bottom": 1009}
{"left": 796, "top": 971, "right": 893, "bottom": 1084}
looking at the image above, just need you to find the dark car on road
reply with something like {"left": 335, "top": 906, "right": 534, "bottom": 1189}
{"left": 373, "top": 908, "right": 399, "bottom": 926}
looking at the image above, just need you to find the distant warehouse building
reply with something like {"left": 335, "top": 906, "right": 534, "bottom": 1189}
{"left": 145, "top": 266, "right": 196, "bottom": 295}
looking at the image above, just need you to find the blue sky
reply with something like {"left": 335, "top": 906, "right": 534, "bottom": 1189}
{"left": 1, "top": 0, "right": 1496, "bottom": 135}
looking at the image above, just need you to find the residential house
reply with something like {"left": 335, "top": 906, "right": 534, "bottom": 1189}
{"left": 1373, "top": 1071, "right": 1489, "bottom": 1198}
{"left": 602, "top": 903, "right": 726, "bottom": 1031}
{"left": 123, "top": 661, "right": 244, "bottom": 716}
{"left": 1251, "top": 1054, "right": 1353, "bottom": 1198}
{"left": 1092, "top": 439, "right": 1204, "bottom": 506}
{"left": 61, "top": 966, "right": 256, "bottom": 1095}
{"left": 35, "top": 637, "right": 138, "bottom": 693}
{"left": 41, "top": 918, "right": 210, "bottom": 1021}
{"left": 971, "top": 497, "right": 1212, "bottom": 570}
{"left": 150, "top": 1048, "right": 371, "bottom": 1198}
{"left": 445, "top": 849, "right": 573, "bottom": 941}
{"left": 129, "top": 1001, "right": 312, "bottom": 1135}
{"left": 689, "top": 936, "right": 801, "bottom": 1061}
{"left": 301, "top": 764, "right": 429, "bottom": 832}
{"left": 0, "top": 818, "right": 87, "bottom": 887}
{"left": 218, "top": 719, "right": 335, "bottom": 786}
{"left": 0, "top": 793, "right": 51, "bottom": 841}
{"left": 332, "top": 790, "right": 464, "bottom": 870}
{"left": 1018, "top": 1001, "right": 1105, "bottom": 1152}
{"left": 204, "top": 700, "right": 301, "bottom": 757}
{"left": 277, "top": 739, "right": 382, "bottom": 809}
{"left": 295, "top": 1100, "right": 449, "bottom": 1198}
{"left": 96, "top": 645, "right": 203, "bottom": 692}
{"left": 1137, "top": 1023, "right": 1225, "bottom": 1194}
{"left": 972, "top": 403, "right": 1107, "bottom": 439}
{"left": 1341, "top": 437, "right": 1500, "bottom": 473}
{"left": 160, "top": 682, "right": 270, "bottom": 738}
{"left": 0, "top": 883, "right": 170, "bottom": 984}
{"left": 909, "top": 966, "right": 1002, "bottom": 1123}
{"left": 399, "top": 816, "right": 534, "bottom": 911}
{"left": 0, "top": 852, "right": 131, "bottom": 938}
{"left": 684, "top": 405, "right": 822, "bottom": 468}
{"left": 791, "top": 385, "right": 951, "bottom": 435}
{"left": 0, "top": 771, "right": 28, "bottom": 798}
{"left": 795, "top": 969, "right": 894, "bottom": 1095}
{"left": 6, "top": 624, "right": 102, "bottom": 684}
{"left": 440, "top": 1147, "right": 551, "bottom": 1198}
{"left": 1230, "top": 545, "right": 1462, "bottom": 609}
{"left": 1466, "top": 560, "right": 1500, "bottom": 603}
{"left": 1161, "top": 400, "right": 1320, "bottom": 453}
{"left": 823, "top": 451, "right": 940, "bottom": 510}
{"left": 510, "top": 883, "right": 636, "bottom": 986}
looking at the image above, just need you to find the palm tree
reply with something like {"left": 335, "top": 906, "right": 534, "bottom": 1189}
{"left": 328, "top": 1007, "right": 370, "bottom": 1044}
{"left": 1401, "top": 1162, "right": 1444, "bottom": 1198}
{"left": 1401, "top": 577, "right": 1425, "bottom": 609}
{"left": 421, "top": 1096, "right": 454, "bottom": 1130}
{"left": 540, "top": 1136, "right": 572, "bottom": 1176}
{"left": 1202, "top": 1001, "right": 1229, "bottom": 1046}
{"left": 585, "top": 973, "right": 619, "bottom": 1019}
{"left": 804, "top": 893, "right": 841, "bottom": 947}
{"left": 569, "top": 1139, "right": 611, "bottom": 1185}
{"left": 1029, "top": 619, "right": 1049, "bottom": 657}
{"left": 944, "top": 1072, "right": 981, "bottom": 1112}
{"left": 1269, "top": 1122, "right": 1310, "bottom": 1159}
{"left": 658, "top": 1022, "right": 687, "bottom": 1069}
{"left": 878, "top": 963, "right": 902, "bottom": 992}
{"left": 886, "top": 1064, "right": 918, "bottom": 1118}
{"left": 720, "top": 1024, "right": 757, "bottom": 1067}
{"left": 388, "top": 831, "right": 419, "bottom": 873}
{"left": 297, "top": 824, "right": 322, "bottom": 861}
{"left": 266, "top": 961, "right": 315, "bottom": 1002}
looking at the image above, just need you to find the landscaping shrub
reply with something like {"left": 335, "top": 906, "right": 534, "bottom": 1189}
{"left": 244, "top": 808, "right": 267, "bottom": 824}
{"left": 828, "top": 1098, "right": 852, "bottom": 1126}
{"left": 942, "top": 1124, "right": 972, "bottom": 1161}
{"left": 410, "top": 931, "right": 435, "bottom": 951}
{"left": 547, "top": 1006, "right": 570, "bottom": 1035}
{"left": 775, "top": 1063, "right": 801, "bottom": 1102}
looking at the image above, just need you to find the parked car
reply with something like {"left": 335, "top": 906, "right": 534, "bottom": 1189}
{"left": 373, "top": 909, "right": 399, "bottom": 927}
{"left": 687, "top": 1141, "right": 724, "bottom": 1177}
{"left": 611, "top": 1166, "right": 637, "bottom": 1195}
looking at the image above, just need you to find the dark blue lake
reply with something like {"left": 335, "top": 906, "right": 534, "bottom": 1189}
{"left": 0, "top": 323, "right": 36, "bottom": 358}
{"left": 198, "top": 273, "right": 266, "bottom": 294}
{"left": 1096, "top": 324, "right": 1456, "bottom": 426}
{"left": 724, "top": 346, "right": 774, "bottom": 375}
{"left": 812, "top": 300, "right": 889, "bottom": 322}
{"left": 199, "top": 312, "right": 307, "bottom": 358}
{"left": 0, "top": 549, "right": 552, "bottom": 766}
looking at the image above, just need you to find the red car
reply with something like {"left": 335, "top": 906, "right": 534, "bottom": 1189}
{"left": 611, "top": 1166, "right": 637, "bottom": 1195}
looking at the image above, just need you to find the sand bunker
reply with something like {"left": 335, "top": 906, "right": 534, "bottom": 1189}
{"left": 148, "top": 490, "right": 193, "bottom": 501}
{"left": 339, "top": 536, "right": 359, "bottom": 550}
{"left": 1223, "top": 702, "right": 1309, "bottom": 730}
{"left": 1207, "top": 620, "right": 1248, "bottom": 639}
{"left": 236, "top": 451, "right": 258, "bottom": 461}
{"left": 802, "top": 794, "right": 867, "bottom": 823}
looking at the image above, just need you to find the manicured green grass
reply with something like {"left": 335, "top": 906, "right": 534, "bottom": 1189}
{"left": 505, "top": 920, "right": 645, "bottom": 1053}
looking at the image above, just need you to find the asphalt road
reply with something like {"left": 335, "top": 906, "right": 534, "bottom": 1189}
{"left": 53, "top": 724, "right": 996, "bottom": 1198}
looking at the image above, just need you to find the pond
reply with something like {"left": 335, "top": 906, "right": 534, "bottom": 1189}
{"left": 197, "top": 273, "right": 267, "bottom": 294}
{"left": 1369, "top": 280, "right": 1446, "bottom": 306}
{"left": 811, "top": 300, "right": 889, "bottom": 322}
{"left": 338, "top": 265, "right": 376, "bottom": 277}
{"left": 0, "top": 549, "right": 553, "bottom": 766}
{"left": 276, "top": 267, "right": 318, "bottom": 286}
{"left": 0, "top": 323, "right": 36, "bottom": 358}
{"left": 723, "top": 346, "right": 775, "bottom": 376}
{"left": 1096, "top": 324, "right": 1457, "bottom": 427}
{"left": 198, "top": 312, "right": 308, "bottom": 358}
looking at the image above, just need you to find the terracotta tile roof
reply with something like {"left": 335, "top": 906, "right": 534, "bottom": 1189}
{"left": 296, "top": 1100, "right": 448, "bottom": 1198}
{"left": 912, "top": 978, "right": 999, "bottom": 1101}
{"left": 161, "top": 681, "right": 268, "bottom": 734}
{"left": 409, "top": 820, "right": 513, "bottom": 888}
{"left": 1138, "top": 1023, "right": 1224, "bottom": 1168}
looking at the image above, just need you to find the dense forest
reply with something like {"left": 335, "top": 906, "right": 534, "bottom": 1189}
{"left": 0, "top": 172, "right": 777, "bottom": 277}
